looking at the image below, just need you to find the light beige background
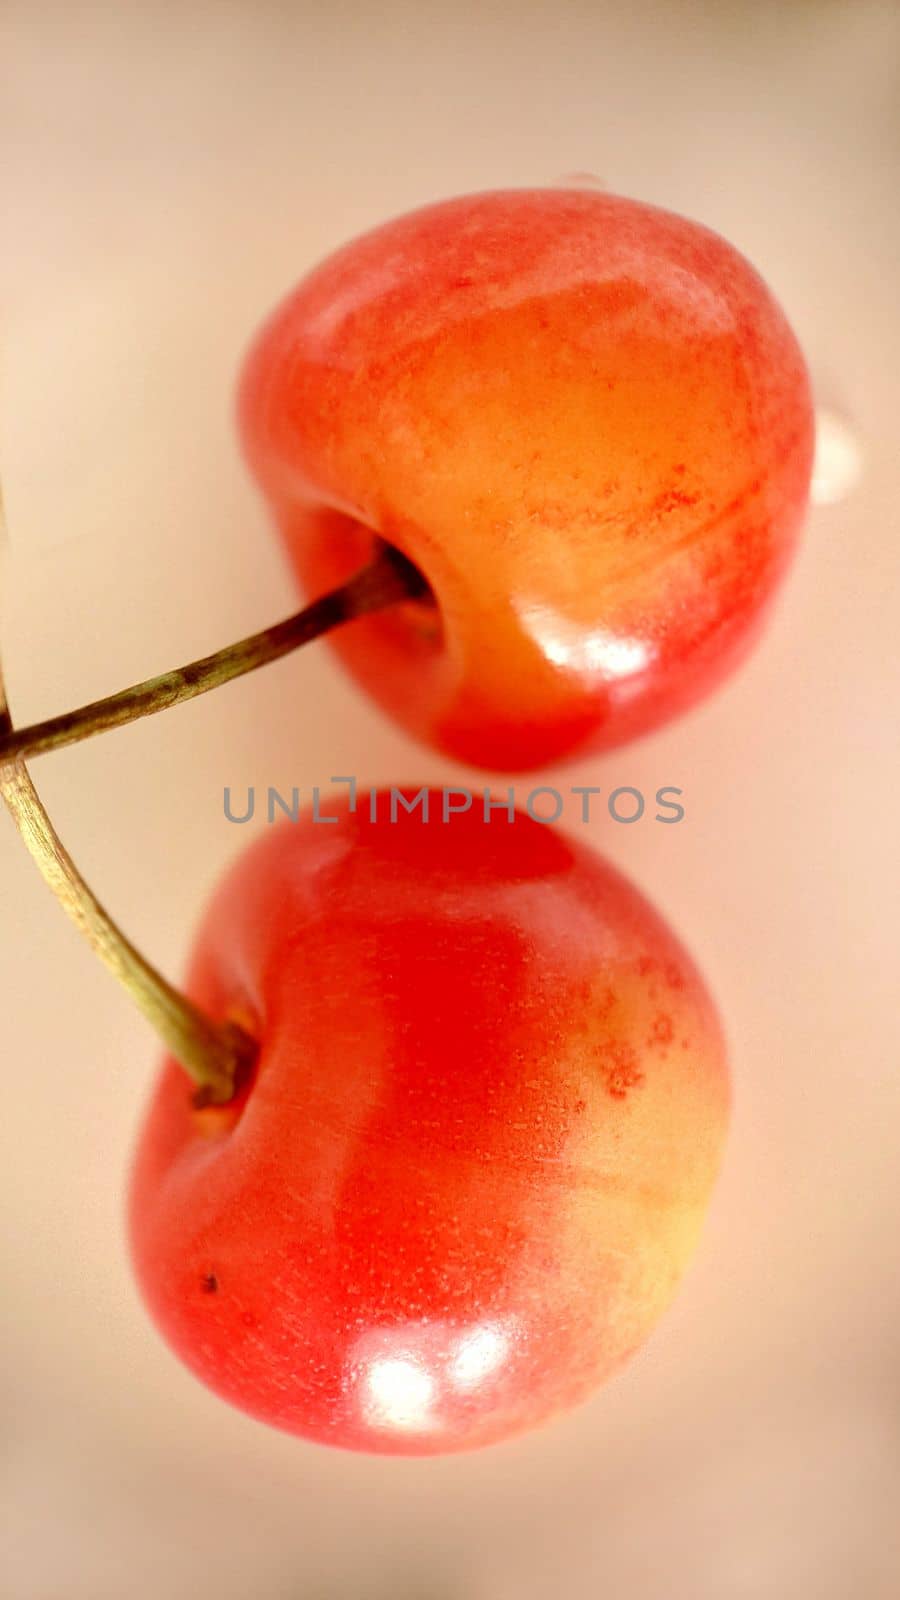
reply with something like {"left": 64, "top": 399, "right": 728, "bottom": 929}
{"left": 2, "top": 3, "right": 898, "bottom": 1597}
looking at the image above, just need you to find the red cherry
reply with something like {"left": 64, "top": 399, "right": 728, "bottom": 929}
{"left": 238, "top": 188, "right": 814, "bottom": 770}
{"left": 129, "top": 794, "right": 728, "bottom": 1454}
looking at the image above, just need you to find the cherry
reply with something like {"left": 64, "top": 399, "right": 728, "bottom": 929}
{"left": 128, "top": 793, "right": 728, "bottom": 1455}
{"left": 238, "top": 188, "right": 814, "bottom": 770}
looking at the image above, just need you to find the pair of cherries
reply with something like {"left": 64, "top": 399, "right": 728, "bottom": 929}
{"left": 125, "top": 187, "right": 813, "bottom": 1454}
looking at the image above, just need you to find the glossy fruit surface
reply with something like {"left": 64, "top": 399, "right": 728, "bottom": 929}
{"left": 239, "top": 188, "right": 814, "bottom": 769}
{"left": 129, "top": 794, "right": 729, "bottom": 1454}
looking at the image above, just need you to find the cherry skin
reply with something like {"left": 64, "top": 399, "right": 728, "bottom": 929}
{"left": 129, "top": 793, "right": 728, "bottom": 1454}
{"left": 238, "top": 188, "right": 814, "bottom": 770}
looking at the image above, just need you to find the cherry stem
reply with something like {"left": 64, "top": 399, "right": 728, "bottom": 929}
{"left": 0, "top": 494, "right": 426, "bottom": 1102}
{"left": 0, "top": 727, "right": 253, "bottom": 1102}
{"left": 0, "top": 542, "right": 427, "bottom": 763}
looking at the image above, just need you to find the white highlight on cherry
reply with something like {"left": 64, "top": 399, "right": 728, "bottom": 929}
{"left": 358, "top": 1318, "right": 513, "bottom": 1432}
{"left": 811, "top": 407, "right": 863, "bottom": 506}
{"left": 519, "top": 601, "right": 654, "bottom": 680}
{"left": 452, "top": 1323, "right": 508, "bottom": 1389}
{"left": 365, "top": 1357, "right": 435, "bottom": 1429}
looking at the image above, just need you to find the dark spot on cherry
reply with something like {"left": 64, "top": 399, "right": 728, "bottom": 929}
{"left": 594, "top": 1041, "right": 644, "bottom": 1100}
{"left": 201, "top": 1273, "right": 218, "bottom": 1294}
{"left": 651, "top": 1013, "right": 674, "bottom": 1046}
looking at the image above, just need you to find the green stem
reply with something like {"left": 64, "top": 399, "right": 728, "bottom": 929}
{"left": 0, "top": 543, "right": 426, "bottom": 763}
{"left": 0, "top": 490, "right": 424, "bottom": 1100}
{"left": 0, "top": 734, "right": 253, "bottom": 1102}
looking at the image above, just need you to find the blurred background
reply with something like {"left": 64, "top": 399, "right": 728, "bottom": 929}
{"left": 1, "top": 2, "right": 898, "bottom": 1596}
